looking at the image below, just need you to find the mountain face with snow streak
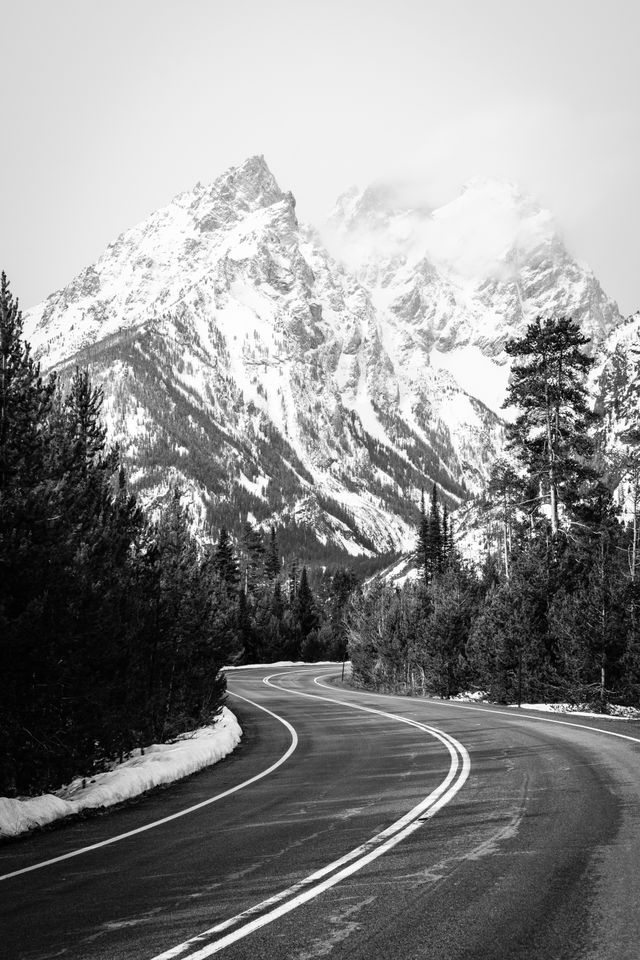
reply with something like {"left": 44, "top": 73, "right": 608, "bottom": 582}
{"left": 594, "top": 312, "right": 640, "bottom": 478}
{"left": 327, "top": 178, "right": 621, "bottom": 415}
{"left": 23, "top": 157, "right": 622, "bottom": 561}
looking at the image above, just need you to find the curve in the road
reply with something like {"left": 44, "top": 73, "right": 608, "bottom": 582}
{"left": 0, "top": 691, "right": 298, "bottom": 883}
{"left": 149, "top": 671, "right": 471, "bottom": 960}
{"left": 312, "top": 674, "right": 640, "bottom": 746}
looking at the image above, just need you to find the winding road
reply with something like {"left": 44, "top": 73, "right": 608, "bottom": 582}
{"left": 1, "top": 665, "right": 639, "bottom": 960}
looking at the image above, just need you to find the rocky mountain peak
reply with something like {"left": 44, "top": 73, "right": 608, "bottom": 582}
{"left": 25, "top": 156, "right": 297, "bottom": 368}
{"left": 186, "top": 154, "right": 286, "bottom": 232}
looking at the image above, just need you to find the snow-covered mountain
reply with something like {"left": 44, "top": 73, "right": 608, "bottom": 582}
{"left": 327, "top": 178, "right": 621, "bottom": 414}
{"left": 23, "top": 157, "right": 623, "bottom": 561}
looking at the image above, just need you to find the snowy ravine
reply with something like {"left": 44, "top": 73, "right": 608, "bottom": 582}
{"left": 23, "top": 156, "right": 625, "bottom": 559}
{"left": 0, "top": 708, "right": 241, "bottom": 840}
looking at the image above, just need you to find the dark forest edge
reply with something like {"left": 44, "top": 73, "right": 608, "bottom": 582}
{"left": 2, "top": 273, "right": 640, "bottom": 800}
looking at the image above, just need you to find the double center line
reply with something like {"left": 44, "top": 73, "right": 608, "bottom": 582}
{"left": 152, "top": 671, "right": 471, "bottom": 960}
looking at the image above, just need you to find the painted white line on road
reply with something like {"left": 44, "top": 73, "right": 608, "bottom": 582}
{"left": 311, "top": 674, "right": 640, "bottom": 747}
{"left": 429, "top": 701, "right": 640, "bottom": 744}
{"left": 150, "top": 672, "right": 470, "bottom": 960}
{"left": 0, "top": 692, "right": 298, "bottom": 884}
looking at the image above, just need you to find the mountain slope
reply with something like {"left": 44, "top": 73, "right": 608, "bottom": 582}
{"left": 24, "top": 158, "right": 622, "bottom": 561}
{"left": 26, "top": 157, "right": 501, "bottom": 559}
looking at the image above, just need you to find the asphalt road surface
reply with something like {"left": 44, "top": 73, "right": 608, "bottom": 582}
{"left": 1, "top": 665, "right": 640, "bottom": 960}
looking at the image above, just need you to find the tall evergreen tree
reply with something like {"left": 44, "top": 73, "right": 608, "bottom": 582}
{"left": 441, "top": 503, "right": 455, "bottom": 568}
{"left": 427, "top": 483, "right": 443, "bottom": 578}
{"left": 467, "top": 542, "right": 554, "bottom": 705}
{"left": 265, "top": 525, "right": 280, "bottom": 580}
{"left": 287, "top": 558, "right": 300, "bottom": 603}
{"left": 62, "top": 368, "right": 108, "bottom": 477}
{"left": 0, "top": 272, "right": 56, "bottom": 494}
{"left": 214, "top": 527, "right": 239, "bottom": 594}
{"left": 416, "top": 488, "right": 429, "bottom": 585}
{"left": 504, "top": 316, "right": 597, "bottom": 535}
{"left": 295, "top": 566, "right": 319, "bottom": 645}
{"left": 237, "top": 587, "right": 257, "bottom": 661}
{"left": 327, "top": 567, "right": 359, "bottom": 660}
{"left": 272, "top": 579, "right": 284, "bottom": 620}
{"left": 487, "top": 459, "right": 522, "bottom": 580}
{"left": 242, "top": 519, "right": 265, "bottom": 593}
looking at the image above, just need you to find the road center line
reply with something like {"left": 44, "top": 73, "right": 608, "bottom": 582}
{"left": 0, "top": 691, "right": 298, "bottom": 883}
{"left": 149, "top": 670, "right": 470, "bottom": 960}
{"left": 311, "top": 673, "right": 640, "bottom": 747}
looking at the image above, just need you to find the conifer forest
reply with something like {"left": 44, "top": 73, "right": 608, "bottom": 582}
{"left": 2, "top": 274, "right": 639, "bottom": 801}
{"left": 350, "top": 317, "right": 640, "bottom": 710}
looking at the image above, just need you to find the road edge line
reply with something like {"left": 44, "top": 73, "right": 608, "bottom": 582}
{"left": 0, "top": 692, "right": 298, "bottom": 883}
{"left": 312, "top": 674, "right": 640, "bottom": 746}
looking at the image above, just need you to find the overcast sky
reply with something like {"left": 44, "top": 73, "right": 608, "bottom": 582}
{"left": 2, "top": 0, "right": 639, "bottom": 314}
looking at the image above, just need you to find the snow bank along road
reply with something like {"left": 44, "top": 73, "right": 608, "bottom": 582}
{"left": 1, "top": 666, "right": 639, "bottom": 960}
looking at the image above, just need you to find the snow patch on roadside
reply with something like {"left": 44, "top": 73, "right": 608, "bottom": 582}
{"left": 449, "top": 691, "right": 489, "bottom": 703}
{"left": 0, "top": 707, "right": 242, "bottom": 840}
{"left": 510, "top": 702, "right": 640, "bottom": 720}
{"left": 448, "top": 692, "right": 640, "bottom": 720}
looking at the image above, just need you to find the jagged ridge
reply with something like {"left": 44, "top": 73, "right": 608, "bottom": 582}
{"left": 24, "top": 157, "right": 623, "bottom": 560}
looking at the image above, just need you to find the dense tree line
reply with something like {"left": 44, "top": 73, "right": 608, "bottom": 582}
{"left": 206, "top": 519, "right": 358, "bottom": 668}
{"left": 348, "top": 316, "right": 640, "bottom": 710}
{"left": 0, "top": 275, "right": 241, "bottom": 795}
{"left": 0, "top": 274, "right": 361, "bottom": 797}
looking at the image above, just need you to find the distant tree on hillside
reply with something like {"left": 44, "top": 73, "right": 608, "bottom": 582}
{"left": 214, "top": 527, "right": 239, "bottom": 594}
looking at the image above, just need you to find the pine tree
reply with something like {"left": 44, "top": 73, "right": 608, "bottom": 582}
{"left": 427, "top": 483, "right": 443, "bottom": 578}
{"left": 295, "top": 566, "right": 319, "bottom": 651}
{"left": 62, "top": 368, "right": 108, "bottom": 477}
{"left": 416, "top": 488, "right": 429, "bottom": 585}
{"left": 242, "top": 519, "right": 265, "bottom": 593}
{"left": 265, "top": 525, "right": 280, "bottom": 579}
{"left": 441, "top": 503, "right": 456, "bottom": 568}
{"left": 327, "top": 567, "right": 359, "bottom": 659}
{"left": 467, "top": 543, "right": 553, "bottom": 705}
{"left": 237, "top": 587, "right": 257, "bottom": 662}
{"left": 287, "top": 558, "right": 299, "bottom": 603}
{"left": 487, "top": 459, "right": 522, "bottom": 580}
{"left": 272, "top": 578, "right": 284, "bottom": 615}
{"left": 0, "top": 272, "right": 56, "bottom": 494}
{"left": 148, "top": 488, "right": 196, "bottom": 738}
{"left": 415, "top": 485, "right": 444, "bottom": 586}
{"left": 214, "top": 527, "right": 239, "bottom": 594}
{"left": 346, "top": 588, "right": 379, "bottom": 689}
{"left": 504, "top": 316, "right": 597, "bottom": 535}
{"left": 421, "top": 566, "right": 477, "bottom": 697}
